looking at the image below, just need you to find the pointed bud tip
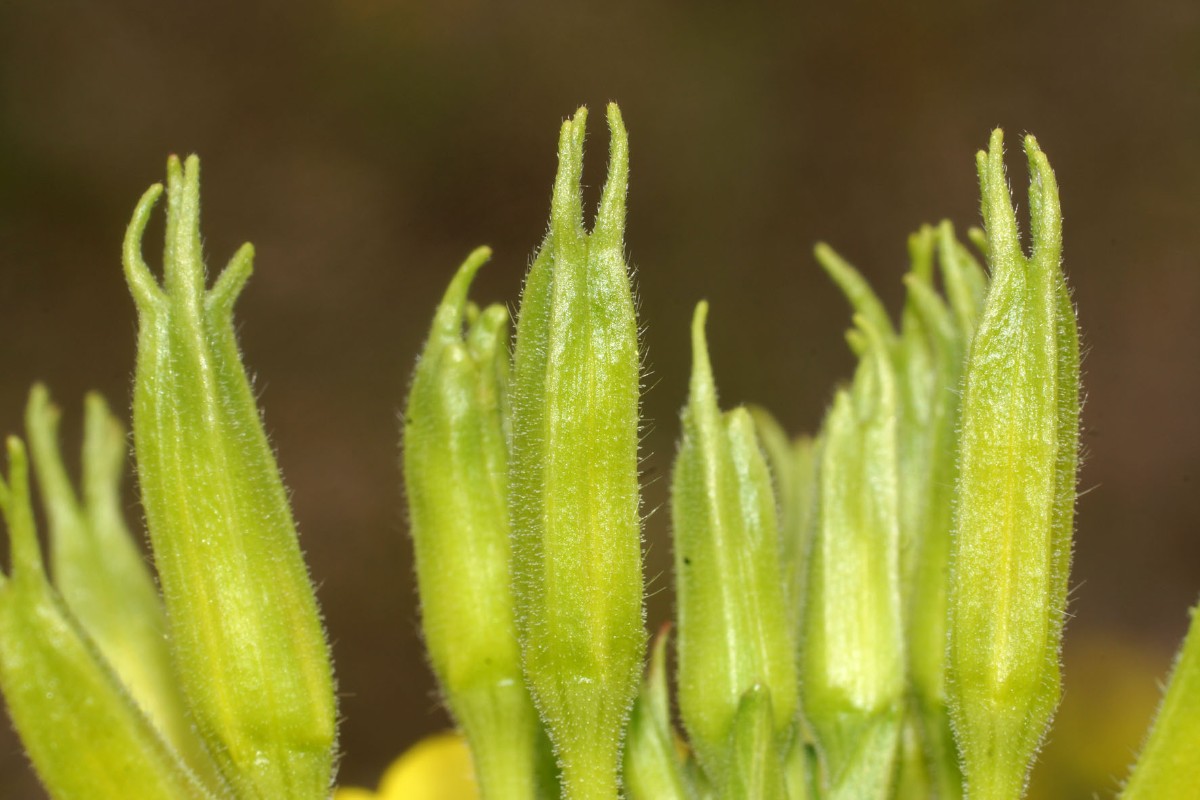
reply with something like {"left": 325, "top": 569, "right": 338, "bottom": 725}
{"left": 606, "top": 102, "right": 625, "bottom": 133}
{"left": 689, "top": 301, "right": 712, "bottom": 384}
{"left": 429, "top": 249, "right": 494, "bottom": 344}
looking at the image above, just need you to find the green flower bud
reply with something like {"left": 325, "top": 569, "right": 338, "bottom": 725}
{"left": 896, "top": 226, "right": 937, "bottom": 601}
{"left": 509, "top": 104, "right": 645, "bottom": 800}
{"left": 673, "top": 302, "right": 797, "bottom": 788}
{"left": 801, "top": 315, "right": 904, "bottom": 800}
{"left": 947, "top": 130, "right": 1079, "bottom": 800}
{"left": 815, "top": 220, "right": 988, "bottom": 800}
{"left": 123, "top": 155, "right": 336, "bottom": 798}
{"left": 898, "top": 269, "right": 968, "bottom": 800}
{"left": 623, "top": 625, "right": 691, "bottom": 800}
{"left": 24, "top": 386, "right": 221, "bottom": 786}
{"left": 1121, "top": 599, "right": 1200, "bottom": 797}
{"left": 404, "top": 247, "right": 548, "bottom": 799}
{"left": 0, "top": 438, "right": 217, "bottom": 799}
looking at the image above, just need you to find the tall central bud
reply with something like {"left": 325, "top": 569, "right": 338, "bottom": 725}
{"left": 510, "top": 104, "right": 646, "bottom": 800}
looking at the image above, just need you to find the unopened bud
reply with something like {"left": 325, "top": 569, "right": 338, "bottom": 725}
{"left": 509, "top": 104, "right": 645, "bottom": 800}
{"left": 947, "top": 129, "right": 1079, "bottom": 800}
{"left": 673, "top": 302, "right": 797, "bottom": 788}
{"left": 123, "top": 154, "right": 336, "bottom": 798}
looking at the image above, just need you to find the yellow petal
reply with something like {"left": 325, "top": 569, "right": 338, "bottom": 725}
{"left": 376, "top": 732, "right": 479, "bottom": 800}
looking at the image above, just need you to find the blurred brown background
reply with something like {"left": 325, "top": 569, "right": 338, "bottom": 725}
{"left": 1, "top": 1, "right": 1198, "bottom": 797}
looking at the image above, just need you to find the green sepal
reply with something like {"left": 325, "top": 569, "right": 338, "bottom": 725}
{"left": 123, "top": 155, "right": 336, "bottom": 799}
{"left": 509, "top": 104, "right": 645, "bottom": 800}
{"left": 623, "top": 625, "right": 693, "bottom": 800}
{"left": 0, "top": 438, "right": 220, "bottom": 800}
{"left": 673, "top": 302, "right": 797, "bottom": 787}
{"left": 897, "top": 273, "right": 968, "bottom": 800}
{"left": 946, "top": 130, "right": 1078, "bottom": 800}
{"left": 1120, "top": 600, "right": 1200, "bottom": 797}
{"left": 404, "top": 247, "right": 548, "bottom": 800}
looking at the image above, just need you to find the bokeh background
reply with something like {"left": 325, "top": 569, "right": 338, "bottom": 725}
{"left": 1, "top": 1, "right": 1198, "bottom": 797}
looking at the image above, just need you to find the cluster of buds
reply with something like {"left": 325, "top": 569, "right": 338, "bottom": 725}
{"left": 403, "top": 112, "right": 1099, "bottom": 800}
{"left": 406, "top": 105, "right": 645, "bottom": 800}
{"left": 7, "top": 104, "right": 1200, "bottom": 800}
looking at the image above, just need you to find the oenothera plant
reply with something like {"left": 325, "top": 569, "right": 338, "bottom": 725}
{"left": 0, "top": 105, "right": 1196, "bottom": 800}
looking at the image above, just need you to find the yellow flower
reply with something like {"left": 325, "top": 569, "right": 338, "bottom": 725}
{"left": 335, "top": 733, "right": 480, "bottom": 800}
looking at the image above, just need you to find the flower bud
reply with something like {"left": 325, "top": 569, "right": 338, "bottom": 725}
{"left": 0, "top": 438, "right": 216, "bottom": 799}
{"left": 801, "top": 314, "right": 905, "bottom": 799}
{"left": 123, "top": 154, "right": 336, "bottom": 798}
{"left": 815, "top": 224, "right": 987, "bottom": 798}
{"left": 898, "top": 269, "right": 968, "bottom": 800}
{"left": 947, "top": 130, "right": 1079, "bottom": 799}
{"left": 509, "top": 104, "right": 645, "bottom": 799}
{"left": 404, "top": 247, "right": 548, "bottom": 799}
{"left": 673, "top": 302, "right": 797, "bottom": 787}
